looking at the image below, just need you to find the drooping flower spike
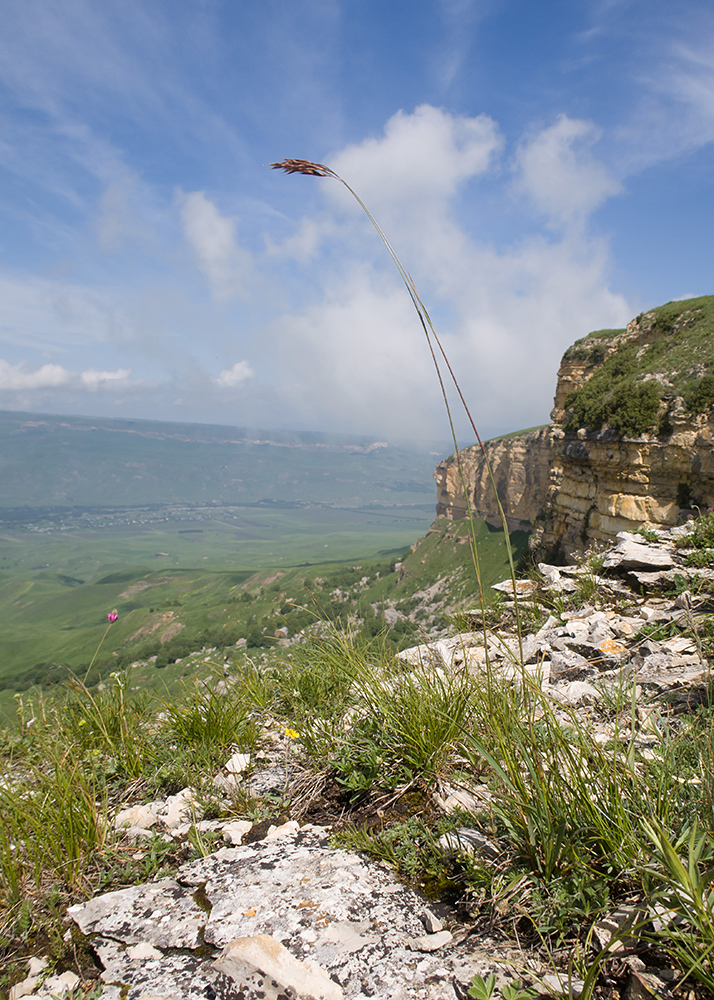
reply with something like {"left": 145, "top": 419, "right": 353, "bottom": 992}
{"left": 270, "top": 159, "right": 335, "bottom": 178}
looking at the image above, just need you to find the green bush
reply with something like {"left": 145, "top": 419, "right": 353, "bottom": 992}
{"left": 684, "top": 374, "right": 714, "bottom": 415}
{"left": 564, "top": 346, "right": 662, "bottom": 436}
{"left": 681, "top": 508, "right": 714, "bottom": 551}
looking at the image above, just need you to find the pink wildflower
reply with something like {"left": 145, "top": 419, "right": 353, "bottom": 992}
{"left": 108, "top": 610, "right": 119, "bottom": 623}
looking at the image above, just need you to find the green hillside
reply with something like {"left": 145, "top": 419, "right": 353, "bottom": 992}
{"left": 0, "top": 514, "right": 527, "bottom": 715}
{"left": 563, "top": 294, "right": 714, "bottom": 436}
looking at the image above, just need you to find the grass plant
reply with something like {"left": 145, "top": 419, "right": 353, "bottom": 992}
{"left": 271, "top": 158, "right": 524, "bottom": 658}
{"left": 2, "top": 617, "right": 714, "bottom": 994}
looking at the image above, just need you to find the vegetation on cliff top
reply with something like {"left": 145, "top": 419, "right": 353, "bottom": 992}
{"left": 563, "top": 295, "right": 714, "bottom": 436}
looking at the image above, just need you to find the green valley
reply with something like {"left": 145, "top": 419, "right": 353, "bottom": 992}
{"left": 0, "top": 409, "right": 528, "bottom": 714}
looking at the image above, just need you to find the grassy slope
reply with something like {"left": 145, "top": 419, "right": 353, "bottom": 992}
{"left": 565, "top": 294, "right": 714, "bottom": 400}
{"left": 0, "top": 513, "right": 527, "bottom": 715}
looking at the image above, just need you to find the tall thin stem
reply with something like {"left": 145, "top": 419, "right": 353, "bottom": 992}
{"left": 271, "top": 159, "right": 523, "bottom": 661}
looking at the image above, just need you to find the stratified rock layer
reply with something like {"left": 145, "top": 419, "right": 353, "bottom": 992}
{"left": 434, "top": 303, "right": 714, "bottom": 557}
{"left": 434, "top": 426, "right": 551, "bottom": 532}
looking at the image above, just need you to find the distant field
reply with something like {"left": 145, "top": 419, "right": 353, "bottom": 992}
{"left": 0, "top": 502, "right": 434, "bottom": 705}
{"left": 0, "top": 409, "right": 447, "bottom": 508}
{"left": 1, "top": 503, "right": 433, "bottom": 572}
{"left": 0, "top": 409, "right": 514, "bottom": 719}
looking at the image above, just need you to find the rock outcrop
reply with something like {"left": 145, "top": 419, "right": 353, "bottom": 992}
{"left": 399, "top": 523, "right": 711, "bottom": 714}
{"left": 434, "top": 427, "right": 551, "bottom": 532}
{"left": 10, "top": 526, "right": 713, "bottom": 1000}
{"left": 63, "top": 826, "right": 523, "bottom": 1000}
{"left": 435, "top": 297, "right": 714, "bottom": 558}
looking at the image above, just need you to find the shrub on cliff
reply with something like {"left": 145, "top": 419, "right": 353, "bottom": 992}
{"left": 684, "top": 373, "right": 714, "bottom": 414}
{"left": 565, "top": 296, "right": 714, "bottom": 436}
{"left": 564, "top": 346, "right": 662, "bottom": 436}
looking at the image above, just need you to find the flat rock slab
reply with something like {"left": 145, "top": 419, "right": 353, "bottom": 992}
{"left": 70, "top": 826, "right": 525, "bottom": 1000}
{"left": 68, "top": 878, "right": 205, "bottom": 949}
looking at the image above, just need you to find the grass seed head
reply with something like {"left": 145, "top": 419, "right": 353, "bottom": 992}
{"left": 270, "top": 158, "right": 334, "bottom": 178}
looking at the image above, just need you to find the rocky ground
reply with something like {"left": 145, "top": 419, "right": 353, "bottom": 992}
{"left": 8, "top": 525, "right": 714, "bottom": 1000}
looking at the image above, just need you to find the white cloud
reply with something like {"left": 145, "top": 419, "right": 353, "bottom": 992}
{"left": 179, "top": 191, "right": 256, "bottom": 300}
{"left": 80, "top": 367, "right": 132, "bottom": 388}
{"left": 0, "top": 360, "right": 71, "bottom": 390}
{"left": 271, "top": 268, "right": 439, "bottom": 437}
{"left": 265, "top": 107, "right": 631, "bottom": 440}
{"left": 214, "top": 361, "right": 254, "bottom": 388}
{"left": 0, "top": 359, "right": 135, "bottom": 393}
{"left": 514, "top": 116, "right": 622, "bottom": 229}
{"left": 328, "top": 104, "right": 502, "bottom": 220}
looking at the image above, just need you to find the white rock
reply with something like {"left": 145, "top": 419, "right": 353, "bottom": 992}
{"left": 115, "top": 802, "right": 161, "bottom": 831}
{"left": 438, "top": 829, "right": 500, "bottom": 859}
{"left": 434, "top": 780, "right": 490, "bottom": 814}
{"left": 37, "top": 971, "right": 80, "bottom": 997}
{"left": 9, "top": 976, "right": 42, "bottom": 999}
{"left": 215, "top": 933, "right": 343, "bottom": 1000}
{"left": 549, "top": 680, "right": 601, "bottom": 706}
{"left": 492, "top": 578, "right": 536, "bottom": 596}
{"left": 408, "top": 930, "right": 453, "bottom": 952}
{"left": 69, "top": 878, "right": 205, "bottom": 949}
{"left": 422, "top": 909, "right": 443, "bottom": 934}
{"left": 161, "top": 788, "right": 198, "bottom": 830}
{"left": 28, "top": 957, "right": 49, "bottom": 977}
{"left": 127, "top": 941, "right": 164, "bottom": 961}
{"left": 222, "top": 820, "right": 253, "bottom": 845}
{"left": 603, "top": 536, "right": 675, "bottom": 571}
{"left": 396, "top": 643, "right": 442, "bottom": 667}
{"left": 537, "top": 973, "right": 585, "bottom": 997}
{"left": 265, "top": 819, "right": 300, "bottom": 841}
{"left": 224, "top": 752, "right": 251, "bottom": 775}
{"left": 121, "top": 825, "right": 156, "bottom": 842}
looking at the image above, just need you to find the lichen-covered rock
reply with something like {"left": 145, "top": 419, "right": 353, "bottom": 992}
{"left": 68, "top": 825, "right": 527, "bottom": 1000}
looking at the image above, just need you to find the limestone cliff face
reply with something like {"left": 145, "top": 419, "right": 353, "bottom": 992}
{"left": 435, "top": 297, "right": 714, "bottom": 558}
{"left": 538, "top": 410, "right": 714, "bottom": 557}
{"left": 538, "top": 303, "right": 714, "bottom": 556}
{"left": 434, "top": 426, "right": 552, "bottom": 532}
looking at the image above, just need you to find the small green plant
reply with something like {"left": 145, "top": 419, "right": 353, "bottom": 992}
{"left": 468, "top": 974, "right": 536, "bottom": 1000}
{"left": 642, "top": 819, "right": 714, "bottom": 993}
{"left": 501, "top": 983, "right": 537, "bottom": 1000}
{"left": 469, "top": 973, "right": 496, "bottom": 1000}
{"left": 334, "top": 815, "right": 453, "bottom": 889}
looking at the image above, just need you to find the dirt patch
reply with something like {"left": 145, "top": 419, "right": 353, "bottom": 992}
{"left": 127, "top": 611, "right": 180, "bottom": 643}
{"left": 256, "top": 571, "right": 285, "bottom": 588}
{"left": 160, "top": 620, "right": 185, "bottom": 643}
{"left": 120, "top": 578, "right": 169, "bottom": 599}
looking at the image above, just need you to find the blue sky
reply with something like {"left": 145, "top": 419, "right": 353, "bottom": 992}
{"left": 1, "top": 0, "right": 713, "bottom": 442}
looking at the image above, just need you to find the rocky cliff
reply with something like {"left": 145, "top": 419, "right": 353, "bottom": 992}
{"left": 435, "top": 295, "right": 714, "bottom": 558}
{"left": 434, "top": 427, "right": 551, "bottom": 532}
